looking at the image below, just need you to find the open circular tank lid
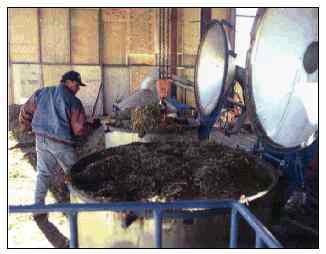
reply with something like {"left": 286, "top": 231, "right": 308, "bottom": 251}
{"left": 194, "top": 20, "right": 235, "bottom": 118}
{"left": 247, "top": 8, "right": 318, "bottom": 152}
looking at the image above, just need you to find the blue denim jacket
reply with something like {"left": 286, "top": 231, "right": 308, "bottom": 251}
{"left": 19, "top": 84, "right": 89, "bottom": 144}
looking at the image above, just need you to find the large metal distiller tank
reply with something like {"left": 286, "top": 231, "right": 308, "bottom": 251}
{"left": 68, "top": 8, "right": 318, "bottom": 248}
{"left": 69, "top": 142, "right": 278, "bottom": 248}
{"left": 246, "top": 8, "right": 318, "bottom": 151}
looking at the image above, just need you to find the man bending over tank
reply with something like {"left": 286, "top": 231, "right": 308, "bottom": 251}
{"left": 19, "top": 71, "right": 101, "bottom": 248}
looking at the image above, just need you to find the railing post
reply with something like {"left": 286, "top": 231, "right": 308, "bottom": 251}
{"left": 255, "top": 234, "right": 264, "bottom": 248}
{"left": 229, "top": 207, "right": 239, "bottom": 248}
{"left": 68, "top": 212, "right": 78, "bottom": 248}
{"left": 153, "top": 209, "right": 163, "bottom": 248}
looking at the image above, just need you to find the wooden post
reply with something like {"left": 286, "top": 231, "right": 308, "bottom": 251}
{"left": 98, "top": 8, "right": 106, "bottom": 115}
{"left": 37, "top": 8, "right": 44, "bottom": 87}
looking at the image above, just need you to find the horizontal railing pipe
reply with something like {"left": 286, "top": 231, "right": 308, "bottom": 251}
{"left": 9, "top": 199, "right": 283, "bottom": 248}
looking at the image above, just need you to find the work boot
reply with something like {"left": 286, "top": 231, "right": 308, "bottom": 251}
{"left": 33, "top": 213, "right": 69, "bottom": 248}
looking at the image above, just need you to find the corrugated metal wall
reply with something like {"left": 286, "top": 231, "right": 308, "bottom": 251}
{"left": 8, "top": 8, "right": 233, "bottom": 115}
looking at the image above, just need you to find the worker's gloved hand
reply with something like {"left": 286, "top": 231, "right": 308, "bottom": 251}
{"left": 91, "top": 118, "right": 102, "bottom": 129}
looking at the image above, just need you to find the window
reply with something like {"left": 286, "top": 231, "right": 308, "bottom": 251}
{"left": 235, "top": 8, "right": 257, "bottom": 67}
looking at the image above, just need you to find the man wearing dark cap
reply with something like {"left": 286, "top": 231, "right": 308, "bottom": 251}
{"left": 19, "top": 70, "right": 100, "bottom": 247}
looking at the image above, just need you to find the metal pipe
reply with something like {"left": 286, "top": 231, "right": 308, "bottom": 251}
{"left": 162, "top": 8, "right": 166, "bottom": 79}
{"left": 166, "top": 8, "right": 170, "bottom": 78}
{"left": 154, "top": 210, "right": 162, "bottom": 248}
{"left": 229, "top": 208, "right": 239, "bottom": 248}
{"left": 200, "top": 8, "right": 212, "bottom": 39}
{"left": 11, "top": 62, "right": 158, "bottom": 67}
{"left": 68, "top": 212, "right": 78, "bottom": 248}
{"left": 170, "top": 8, "right": 178, "bottom": 97}
{"left": 233, "top": 202, "right": 283, "bottom": 248}
{"left": 9, "top": 199, "right": 233, "bottom": 214}
{"left": 159, "top": 8, "right": 162, "bottom": 79}
{"left": 255, "top": 235, "right": 264, "bottom": 248}
{"left": 171, "top": 74, "right": 194, "bottom": 86}
{"left": 173, "top": 80, "right": 194, "bottom": 91}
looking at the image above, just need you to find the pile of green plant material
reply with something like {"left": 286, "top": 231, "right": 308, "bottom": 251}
{"left": 71, "top": 141, "right": 273, "bottom": 202}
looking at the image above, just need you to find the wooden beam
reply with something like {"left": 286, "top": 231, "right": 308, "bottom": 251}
{"left": 99, "top": 8, "right": 107, "bottom": 115}
{"left": 8, "top": 9, "right": 14, "bottom": 105}
{"left": 37, "top": 8, "right": 44, "bottom": 87}
{"left": 69, "top": 8, "right": 72, "bottom": 66}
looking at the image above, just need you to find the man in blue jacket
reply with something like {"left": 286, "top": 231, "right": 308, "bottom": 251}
{"left": 19, "top": 70, "right": 100, "bottom": 247}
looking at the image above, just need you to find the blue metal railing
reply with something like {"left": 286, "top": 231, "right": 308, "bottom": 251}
{"left": 9, "top": 199, "right": 283, "bottom": 248}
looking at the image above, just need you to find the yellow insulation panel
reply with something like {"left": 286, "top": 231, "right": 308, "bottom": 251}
{"left": 212, "top": 8, "right": 231, "bottom": 21}
{"left": 9, "top": 8, "right": 39, "bottom": 62}
{"left": 102, "top": 8, "right": 129, "bottom": 65}
{"left": 40, "top": 8, "right": 70, "bottom": 63}
{"left": 181, "top": 8, "right": 200, "bottom": 66}
{"left": 129, "top": 66, "right": 155, "bottom": 93}
{"left": 12, "top": 64, "right": 42, "bottom": 104}
{"left": 71, "top": 9, "right": 99, "bottom": 64}
{"left": 42, "top": 65, "right": 71, "bottom": 86}
{"left": 128, "top": 8, "right": 156, "bottom": 65}
{"left": 104, "top": 67, "right": 130, "bottom": 113}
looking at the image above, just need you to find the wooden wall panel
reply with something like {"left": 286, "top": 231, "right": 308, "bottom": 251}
{"left": 176, "top": 86, "right": 185, "bottom": 103}
{"left": 40, "top": 8, "right": 70, "bottom": 63}
{"left": 128, "top": 8, "right": 156, "bottom": 65}
{"left": 183, "top": 68, "right": 195, "bottom": 106}
{"left": 128, "top": 53, "right": 156, "bottom": 65}
{"left": 181, "top": 8, "right": 200, "bottom": 66}
{"left": 186, "top": 90, "right": 196, "bottom": 107}
{"left": 102, "top": 8, "right": 129, "bottom": 64}
{"left": 12, "top": 64, "right": 42, "bottom": 104}
{"left": 176, "top": 8, "right": 184, "bottom": 66}
{"left": 104, "top": 67, "right": 130, "bottom": 114}
{"left": 43, "top": 65, "right": 71, "bottom": 86}
{"left": 102, "top": 8, "right": 156, "bottom": 65}
{"left": 9, "top": 8, "right": 39, "bottom": 62}
{"left": 8, "top": 61, "right": 14, "bottom": 105}
{"left": 73, "top": 66, "right": 102, "bottom": 116}
{"left": 71, "top": 9, "right": 99, "bottom": 64}
{"left": 178, "top": 68, "right": 195, "bottom": 82}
